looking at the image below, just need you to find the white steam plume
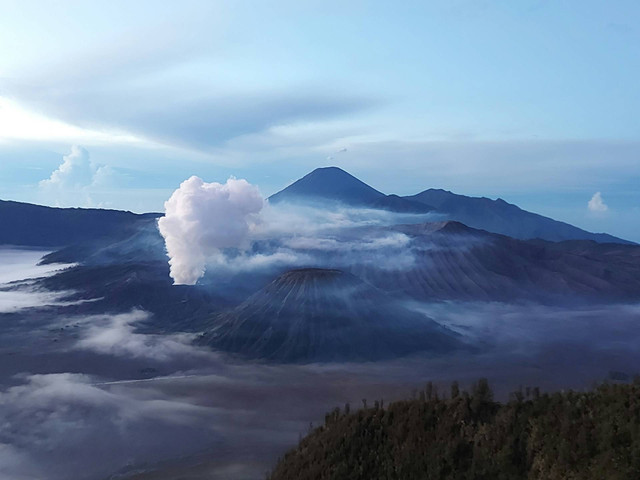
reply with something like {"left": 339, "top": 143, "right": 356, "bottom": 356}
{"left": 158, "top": 176, "right": 264, "bottom": 285}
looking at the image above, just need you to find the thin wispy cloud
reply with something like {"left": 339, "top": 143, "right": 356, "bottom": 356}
{"left": 74, "top": 310, "right": 209, "bottom": 361}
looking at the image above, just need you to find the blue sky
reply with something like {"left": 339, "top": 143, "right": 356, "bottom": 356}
{"left": 0, "top": 0, "right": 638, "bottom": 240}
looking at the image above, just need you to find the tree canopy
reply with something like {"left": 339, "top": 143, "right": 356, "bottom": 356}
{"left": 269, "top": 379, "right": 640, "bottom": 480}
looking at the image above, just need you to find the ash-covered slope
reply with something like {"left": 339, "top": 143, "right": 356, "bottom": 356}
{"left": 36, "top": 220, "right": 244, "bottom": 331}
{"left": 199, "top": 268, "right": 460, "bottom": 362}
{"left": 40, "top": 217, "right": 167, "bottom": 265}
{"left": 405, "top": 189, "right": 631, "bottom": 244}
{"left": 351, "top": 221, "right": 640, "bottom": 303}
{"left": 268, "top": 167, "right": 432, "bottom": 213}
{"left": 39, "top": 260, "right": 229, "bottom": 332}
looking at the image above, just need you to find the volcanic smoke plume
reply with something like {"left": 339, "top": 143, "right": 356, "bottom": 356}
{"left": 158, "top": 176, "right": 264, "bottom": 285}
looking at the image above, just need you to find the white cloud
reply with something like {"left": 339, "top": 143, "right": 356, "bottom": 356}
{"left": 205, "top": 250, "right": 313, "bottom": 272}
{"left": 74, "top": 310, "right": 208, "bottom": 361}
{"left": 38, "top": 145, "right": 118, "bottom": 207}
{"left": 0, "top": 248, "right": 79, "bottom": 312}
{"left": 0, "top": 289, "right": 79, "bottom": 313}
{"left": 588, "top": 191, "right": 608, "bottom": 213}
{"left": 0, "top": 249, "right": 70, "bottom": 284}
{"left": 40, "top": 145, "right": 94, "bottom": 188}
{"left": 0, "top": 96, "right": 144, "bottom": 146}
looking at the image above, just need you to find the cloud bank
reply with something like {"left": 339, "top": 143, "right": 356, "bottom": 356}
{"left": 0, "top": 248, "right": 78, "bottom": 313}
{"left": 158, "top": 176, "right": 264, "bottom": 285}
{"left": 0, "top": 372, "right": 216, "bottom": 480}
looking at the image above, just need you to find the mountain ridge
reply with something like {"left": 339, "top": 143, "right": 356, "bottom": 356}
{"left": 405, "top": 188, "right": 630, "bottom": 244}
{"left": 268, "top": 167, "right": 631, "bottom": 244}
{"left": 0, "top": 199, "right": 161, "bottom": 247}
{"left": 0, "top": 166, "right": 633, "bottom": 249}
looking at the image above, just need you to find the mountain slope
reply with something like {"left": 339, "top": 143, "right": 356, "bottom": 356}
{"left": 348, "top": 221, "right": 640, "bottom": 303}
{"left": 269, "top": 167, "right": 629, "bottom": 244}
{"left": 405, "top": 189, "right": 631, "bottom": 244}
{"left": 0, "top": 199, "right": 161, "bottom": 247}
{"left": 198, "top": 268, "right": 461, "bottom": 362}
{"left": 268, "top": 167, "right": 433, "bottom": 213}
{"left": 40, "top": 261, "right": 227, "bottom": 332}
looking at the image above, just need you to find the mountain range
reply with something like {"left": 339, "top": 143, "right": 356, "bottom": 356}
{"left": 0, "top": 166, "right": 631, "bottom": 248}
{"left": 358, "top": 221, "right": 640, "bottom": 303}
{"left": 269, "top": 166, "right": 631, "bottom": 244}
{"left": 1, "top": 166, "right": 639, "bottom": 362}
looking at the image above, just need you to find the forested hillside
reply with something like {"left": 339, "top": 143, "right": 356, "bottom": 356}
{"left": 269, "top": 380, "right": 640, "bottom": 480}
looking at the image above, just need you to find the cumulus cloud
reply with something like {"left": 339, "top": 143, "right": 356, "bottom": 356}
{"left": 588, "top": 191, "right": 608, "bottom": 213}
{"left": 39, "top": 145, "right": 114, "bottom": 189}
{"left": 40, "top": 145, "right": 93, "bottom": 188}
{"left": 38, "top": 145, "right": 116, "bottom": 206}
{"left": 158, "top": 176, "right": 264, "bottom": 285}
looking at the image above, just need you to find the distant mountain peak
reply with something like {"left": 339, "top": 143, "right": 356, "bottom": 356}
{"left": 311, "top": 166, "right": 351, "bottom": 174}
{"left": 268, "top": 166, "right": 385, "bottom": 206}
{"left": 268, "top": 167, "right": 433, "bottom": 213}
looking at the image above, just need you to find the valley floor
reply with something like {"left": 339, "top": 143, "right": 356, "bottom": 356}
{"left": 0, "top": 249, "right": 639, "bottom": 479}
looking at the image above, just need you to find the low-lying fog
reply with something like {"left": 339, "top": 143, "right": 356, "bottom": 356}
{"left": 1, "top": 248, "right": 639, "bottom": 480}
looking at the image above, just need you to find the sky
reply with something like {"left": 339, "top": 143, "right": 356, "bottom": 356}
{"left": 0, "top": 0, "right": 638, "bottom": 241}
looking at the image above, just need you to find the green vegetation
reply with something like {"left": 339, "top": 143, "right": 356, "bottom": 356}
{"left": 269, "top": 379, "right": 640, "bottom": 480}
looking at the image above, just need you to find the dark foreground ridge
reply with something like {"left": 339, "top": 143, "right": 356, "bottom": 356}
{"left": 0, "top": 199, "right": 160, "bottom": 247}
{"left": 269, "top": 380, "right": 640, "bottom": 480}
